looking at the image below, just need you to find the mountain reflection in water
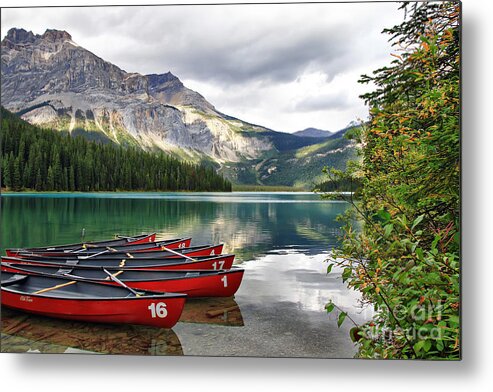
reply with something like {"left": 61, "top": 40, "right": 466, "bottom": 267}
{"left": 1, "top": 307, "right": 183, "bottom": 355}
{"left": 1, "top": 193, "right": 348, "bottom": 261}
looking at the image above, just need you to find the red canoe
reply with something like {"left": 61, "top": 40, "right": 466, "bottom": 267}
{"left": 1, "top": 272, "right": 187, "bottom": 328}
{"left": 2, "top": 263, "right": 245, "bottom": 298}
{"left": 1, "top": 253, "right": 235, "bottom": 271}
{"left": 14, "top": 243, "right": 224, "bottom": 260}
{"left": 5, "top": 233, "right": 157, "bottom": 257}
{"left": 9, "top": 237, "right": 193, "bottom": 258}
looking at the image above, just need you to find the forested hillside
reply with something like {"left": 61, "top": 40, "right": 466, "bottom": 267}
{"left": 0, "top": 108, "right": 232, "bottom": 192}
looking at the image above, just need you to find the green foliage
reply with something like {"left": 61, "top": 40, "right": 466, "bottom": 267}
{"left": 0, "top": 108, "right": 232, "bottom": 192}
{"left": 255, "top": 130, "right": 330, "bottom": 152}
{"left": 314, "top": 167, "right": 362, "bottom": 193}
{"left": 232, "top": 184, "right": 305, "bottom": 192}
{"left": 220, "top": 135, "right": 355, "bottom": 189}
{"left": 323, "top": 2, "right": 460, "bottom": 359}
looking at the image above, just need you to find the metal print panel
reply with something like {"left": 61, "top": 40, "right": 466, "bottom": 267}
{"left": 0, "top": 1, "right": 461, "bottom": 360}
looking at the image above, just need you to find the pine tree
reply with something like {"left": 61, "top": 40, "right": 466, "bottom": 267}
{"left": 2, "top": 157, "right": 11, "bottom": 188}
{"left": 69, "top": 166, "right": 75, "bottom": 191}
{"left": 12, "top": 157, "right": 22, "bottom": 191}
{"left": 1, "top": 106, "right": 232, "bottom": 192}
{"left": 35, "top": 168, "right": 43, "bottom": 191}
{"left": 46, "top": 166, "right": 55, "bottom": 190}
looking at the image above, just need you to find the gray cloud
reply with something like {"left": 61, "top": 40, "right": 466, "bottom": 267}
{"left": 105, "top": 5, "right": 386, "bottom": 86}
{"left": 1, "top": 2, "right": 404, "bottom": 132}
{"left": 1, "top": 3, "right": 401, "bottom": 84}
{"left": 294, "top": 92, "right": 353, "bottom": 113}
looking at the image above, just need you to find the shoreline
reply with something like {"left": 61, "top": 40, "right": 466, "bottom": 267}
{"left": 1, "top": 187, "right": 311, "bottom": 194}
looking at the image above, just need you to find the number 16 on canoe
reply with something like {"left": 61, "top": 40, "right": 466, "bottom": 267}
{"left": 1, "top": 272, "right": 187, "bottom": 328}
{"left": 148, "top": 302, "right": 168, "bottom": 318}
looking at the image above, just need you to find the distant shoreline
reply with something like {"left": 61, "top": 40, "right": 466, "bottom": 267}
{"left": 1, "top": 186, "right": 310, "bottom": 194}
{"left": 231, "top": 185, "right": 308, "bottom": 192}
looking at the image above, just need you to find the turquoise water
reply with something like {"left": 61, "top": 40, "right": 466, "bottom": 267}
{"left": 1, "top": 192, "right": 370, "bottom": 357}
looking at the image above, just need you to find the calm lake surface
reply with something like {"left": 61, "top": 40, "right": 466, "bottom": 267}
{"left": 1, "top": 192, "right": 370, "bottom": 357}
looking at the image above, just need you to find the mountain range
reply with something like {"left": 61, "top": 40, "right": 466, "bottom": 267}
{"left": 1, "top": 28, "right": 356, "bottom": 188}
{"left": 293, "top": 128, "right": 333, "bottom": 138}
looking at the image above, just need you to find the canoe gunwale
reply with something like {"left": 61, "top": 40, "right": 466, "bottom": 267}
{"left": 1, "top": 262, "right": 244, "bottom": 283}
{"left": 8, "top": 237, "right": 192, "bottom": 256}
{"left": 13, "top": 241, "right": 219, "bottom": 259}
{"left": 1, "top": 286, "right": 187, "bottom": 301}
{"left": 1, "top": 271, "right": 188, "bottom": 301}
{"left": 1, "top": 253, "right": 235, "bottom": 270}
{"left": 5, "top": 233, "right": 157, "bottom": 253}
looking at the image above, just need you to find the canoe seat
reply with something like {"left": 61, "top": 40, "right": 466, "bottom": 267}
{"left": 56, "top": 267, "right": 75, "bottom": 275}
{"left": 1, "top": 274, "right": 28, "bottom": 287}
{"left": 65, "top": 260, "right": 80, "bottom": 266}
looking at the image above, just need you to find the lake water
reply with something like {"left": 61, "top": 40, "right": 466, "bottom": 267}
{"left": 0, "top": 192, "right": 371, "bottom": 357}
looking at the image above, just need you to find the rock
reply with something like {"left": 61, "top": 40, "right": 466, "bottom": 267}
{"left": 4, "top": 27, "right": 36, "bottom": 44}
{"left": 41, "top": 29, "right": 72, "bottom": 42}
{"left": 1, "top": 27, "right": 274, "bottom": 163}
{"left": 1, "top": 28, "right": 352, "bottom": 185}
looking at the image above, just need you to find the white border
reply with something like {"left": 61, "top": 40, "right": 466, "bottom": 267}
{"left": 1, "top": 0, "right": 492, "bottom": 391}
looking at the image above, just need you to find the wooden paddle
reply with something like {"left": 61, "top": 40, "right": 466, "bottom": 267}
{"left": 124, "top": 248, "right": 199, "bottom": 261}
{"left": 69, "top": 245, "right": 116, "bottom": 255}
{"left": 115, "top": 234, "right": 138, "bottom": 240}
{"left": 67, "top": 243, "right": 100, "bottom": 253}
{"left": 102, "top": 268, "right": 141, "bottom": 297}
{"left": 71, "top": 247, "right": 88, "bottom": 253}
{"left": 104, "top": 271, "right": 124, "bottom": 280}
{"left": 79, "top": 249, "right": 109, "bottom": 259}
{"left": 33, "top": 280, "right": 77, "bottom": 294}
{"left": 158, "top": 246, "right": 198, "bottom": 262}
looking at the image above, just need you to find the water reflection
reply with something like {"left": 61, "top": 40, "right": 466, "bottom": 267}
{"left": 1, "top": 193, "right": 348, "bottom": 261}
{"left": 1, "top": 308, "right": 183, "bottom": 355}
{"left": 239, "top": 251, "right": 369, "bottom": 320}
{"left": 181, "top": 297, "right": 244, "bottom": 327}
{"left": 1, "top": 297, "right": 244, "bottom": 355}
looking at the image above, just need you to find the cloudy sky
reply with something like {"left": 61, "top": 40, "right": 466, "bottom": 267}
{"left": 1, "top": 1, "right": 405, "bottom": 133}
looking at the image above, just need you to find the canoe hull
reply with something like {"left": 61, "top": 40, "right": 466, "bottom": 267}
{"left": 122, "top": 269, "right": 244, "bottom": 297}
{"left": 9, "top": 238, "right": 192, "bottom": 258}
{"left": 1, "top": 290, "right": 186, "bottom": 328}
{"left": 1, "top": 263, "right": 245, "bottom": 297}
{"left": 2, "top": 254, "right": 235, "bottom": 271}
{"left": 13, "top": 243, "right": 222, "bottom": 260}
{"left": 124, "top": 234, "right": 156, "bottom": 245}
{"left": 5, "top": 233, "right": 158, "bottom": 257}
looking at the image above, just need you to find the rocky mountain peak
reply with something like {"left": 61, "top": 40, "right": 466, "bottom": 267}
{"left": 147, "top": 72, "right": 181, "bottom": 87}
{"left": 41, "top": 29, "right": 72, "bottom": 43}
{"left": 147, "top": 71, "right": 216, "bottom": 114}
{"left": 0, "top": 26, "right": 276, "bottom": 163}
{"left": 0, "top": 26, "right": 351, "bottom": 186}
{"left": 3, "top": 27, "right": 36, "bottom": 44}
{"left": 293, "top": 127, "right": 332, "bottom": 138}
{"left": 2, "top": 28, "right": 75, "bottom": 51}
{"left": 3, "top": 27, "right": 72, "bottom": 45}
